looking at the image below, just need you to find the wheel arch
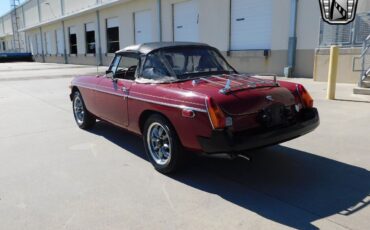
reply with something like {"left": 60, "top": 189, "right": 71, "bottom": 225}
{"left": 70, "top": 86, "right": 80, "bottom": 101}
{"left": 139, "top": 110, "right": 176, "bottom": 135}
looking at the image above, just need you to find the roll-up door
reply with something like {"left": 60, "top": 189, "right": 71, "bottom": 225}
{"left": 134, "top": 10, "right": 153, "bottom": 44}
{"left": 230, "top": 0, "right": 272, "bottom": 50}
{"left": 56, "top": 28, "right": 64, "bottom": 55}
{"left": 36, "top": 34, "right": 42, "bottom": 54}
{"left": 45, "top": 31, "right": 52, "bottom": 54}
{"left": 173, "top": 1, "right": 199, "bottom": 42}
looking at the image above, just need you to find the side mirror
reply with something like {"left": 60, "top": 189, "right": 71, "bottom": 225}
{"left": 105, "top": 70, "right": 114, "bottom": 79}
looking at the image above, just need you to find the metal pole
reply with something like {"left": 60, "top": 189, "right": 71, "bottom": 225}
{"left": 287, "top": 0, "right": 298, "bottom": 77}
{"left": 157, "top": 0, "right": 162, "bottom": 42}
{"left": 62, "top": 20, "right": 68, "bottom": 64}
{"left": 327, "top": 46, "right": 339, "bottom": 100}
{"left": 39, "top": 27, "right": 45, "bottom": 62}
{"left": 96, "top": 10, "right": 103, "bottom": 66}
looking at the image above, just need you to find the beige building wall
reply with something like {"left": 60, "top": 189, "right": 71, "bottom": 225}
{"left": 4, "top": 0, "right": 360, "bottom": 82}
{"left": 63, "top": 12, "right": 98, "bottom": 65}
{"left": 295, "top": 0, "right": 321, "bottom": 78}
{"left": 23, "top": 0, "right": 40, "bottom": 28}
{"left": 26, "top": 28, "right": 42, "bottom": 57}
{"left": 314, "top": 48, "right": 362, "bottom": 84}
{"left": 18, "top": 0, "right": 321, "bottom": 77}
{"left": 99, "top": 0, "right": 160, "bottom": 65}
{"left": 64, "top": 0, "right": 98, "bottom": 15}
{"left": 42, "top": 23, "right": 61, "bottom": 55}
{"left": 161, "top": 0, "right": 318, "bottom": 77}
{"left": 0, "top": 17, "right": 4, "bottom": 36}
{"left": 226, "top": 0, "right": 291, "bottom": 75}
{"left": 40, "top": 0, "right": 63, "bottom": 22}
{"left": 3, "top": 14, "right": 13, "bottom": 35}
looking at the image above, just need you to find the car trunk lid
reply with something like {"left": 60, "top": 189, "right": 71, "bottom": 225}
{"left": 178, "top": 74, "right": 297, "bottom": 131}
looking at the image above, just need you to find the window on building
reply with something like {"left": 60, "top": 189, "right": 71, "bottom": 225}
{"left": 44, "top": 31, "right": 52, "bottom": 55}
{"left": 1, "top": 41, "right": 4, "bottom": 51}
{"left": 85, "top": 22, "right": 96, "bottom": 54}
{"left": 69, "top": 26, "right": 77, "bottom": 55}
{"left": 56, "top": 28, "right": 64, "bottom": 55}
{"left": 106, "top": 18, "right": 120, "bottom": 53}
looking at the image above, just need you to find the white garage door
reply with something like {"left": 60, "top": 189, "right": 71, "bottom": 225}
{"left": 56, "top": 28, "right": 65, "bottom": 55}
{"left": 36, "top": 33, "right": 42, "bottom": 54}
{"left": 134, "top": 10, "right": 153, "bottom": 44}
{"left": 231, "top": 0, "right": 272, "bottom": 50}
{"left": 173, "top": 0, "right": 199, "bottom": 42}
{"left": 44, "top": 31, "right": 52, "bottom": 55}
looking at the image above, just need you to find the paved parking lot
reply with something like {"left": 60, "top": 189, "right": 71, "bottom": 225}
{"left": 0, "top": 62, "right": 369, "bottom": 230}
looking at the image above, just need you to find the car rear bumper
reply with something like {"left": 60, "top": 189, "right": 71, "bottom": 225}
{"left": 198, "top": 108, "right": 320, "bottom": 154}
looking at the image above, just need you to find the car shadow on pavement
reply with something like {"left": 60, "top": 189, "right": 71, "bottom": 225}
{"left": 89, "top": 121, "right": 370, "bottom": 230}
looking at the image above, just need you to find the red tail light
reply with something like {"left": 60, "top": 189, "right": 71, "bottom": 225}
{"left": 297, "top": 84, "right": 314, "bottom": 108}
{"left": 206, "top": 97, "right": 226, "bottom": 129}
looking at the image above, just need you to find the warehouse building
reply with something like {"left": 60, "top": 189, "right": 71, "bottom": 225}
{"left": 0, "top": 0, "right": 370, "bottom": 80}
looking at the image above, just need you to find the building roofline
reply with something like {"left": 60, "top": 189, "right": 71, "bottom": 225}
{"left": 18, "top": 0, "right": 130, "bottom": 32}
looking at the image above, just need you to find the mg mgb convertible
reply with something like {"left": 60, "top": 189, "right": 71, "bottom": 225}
{"left": 70, "top": 42, "right": 319, "bottom": 173}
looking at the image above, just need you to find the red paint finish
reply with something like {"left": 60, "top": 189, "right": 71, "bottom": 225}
{"left": 69, "top": 43, "right": 317, "bottom": 154}
{"left": 71, "top": 73, "right": 305, "bottom": 153}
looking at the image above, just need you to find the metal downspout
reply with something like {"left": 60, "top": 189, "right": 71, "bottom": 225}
{"left": 157, "top": 0, "right": 162, "bottom": 42}
{"left": 39, "top": 27, "right": 45, "bottom": 62}
{"left": 62, "top": 20, "right": 68, "bottom": 64}
{"left": 96, "top": 10, "right": 103, "bottom": 66}
{"left": 287, "top": 0, "right": 298, "bottom": 77}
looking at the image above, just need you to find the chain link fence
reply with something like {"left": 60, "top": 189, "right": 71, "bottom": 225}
{"left": 319, "top": 13, "right": 370, "bottom": 47}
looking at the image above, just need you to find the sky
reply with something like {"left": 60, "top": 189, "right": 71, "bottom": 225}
{"left": 0, "top": 0, "right": 26, "bottom": 17}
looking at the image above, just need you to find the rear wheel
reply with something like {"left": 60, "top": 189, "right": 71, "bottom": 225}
{"left": 143, "top": 114, "right": 185, "bottom": 174}
{"left": 72, "top": 91, "right": 95, "bottom": 129}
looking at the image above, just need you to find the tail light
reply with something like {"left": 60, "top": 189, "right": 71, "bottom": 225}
{"left": 206, "top": 97, "right": 227, "bottom": 129}
{"left": 297, "top": 84, "right": 314, "bottom": 108}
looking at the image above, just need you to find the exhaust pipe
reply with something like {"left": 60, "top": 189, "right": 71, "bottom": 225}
{"left": 203, "top": 153, "right": 251, "bottom": 162}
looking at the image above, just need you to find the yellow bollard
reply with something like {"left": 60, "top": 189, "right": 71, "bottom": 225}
{"left": 327, "top": 46, "right": 339, "bottom": 100}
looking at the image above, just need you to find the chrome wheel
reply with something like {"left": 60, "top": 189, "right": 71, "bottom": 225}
{"left": 147, "top": 122, "right": 172, "bottom": 166}
{"left": 73, "top": 95, "right": 85, "bottom": 125}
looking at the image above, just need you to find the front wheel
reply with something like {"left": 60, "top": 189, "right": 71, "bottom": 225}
{"left": 143, "top": 114, "right": 186, "bottom": 174}
{"left": 72, "top": 91, "right": 95, "bottom": 130}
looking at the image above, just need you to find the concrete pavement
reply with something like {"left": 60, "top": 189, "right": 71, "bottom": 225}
{"left": 0, "top": 62, "right": 369, "bottom": 230}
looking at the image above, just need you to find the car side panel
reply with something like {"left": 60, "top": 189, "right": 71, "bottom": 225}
{"left": 72, "top": 76, "right": 100, "bottom": 117}
{"left": 94, "top": 78, "right": 131, "bottom": 126}
{"left": 72, "top": 76, "right": 214, "bottom": 152}
{"left": 124, "top": 83, "right": 213, "bottom": 152}
{"left": 126, "top": 98, "right": 212, "bottom": 152}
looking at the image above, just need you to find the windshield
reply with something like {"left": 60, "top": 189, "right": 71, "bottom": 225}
{"left": 140, "top": 47, "right": 236, "bottom": 81}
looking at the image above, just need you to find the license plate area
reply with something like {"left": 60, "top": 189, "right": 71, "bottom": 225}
{"left": 258, "top": 103, "right": 294, "bottom": 128}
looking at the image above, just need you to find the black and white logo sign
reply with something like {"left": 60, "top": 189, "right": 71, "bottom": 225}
{"left": 319, "top": 0, "right": 359, "bottom": 24}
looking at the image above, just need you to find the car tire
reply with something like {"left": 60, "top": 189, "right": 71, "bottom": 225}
{"left": 143, "top": 114, "right": 186, "bottom": 174}
{"left": 72, "top": 91, "right": 95, "bottom": 130}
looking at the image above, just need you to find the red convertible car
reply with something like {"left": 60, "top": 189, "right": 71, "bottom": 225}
{"left": 70, "top": 42, "right": 319, "bottom": 173}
